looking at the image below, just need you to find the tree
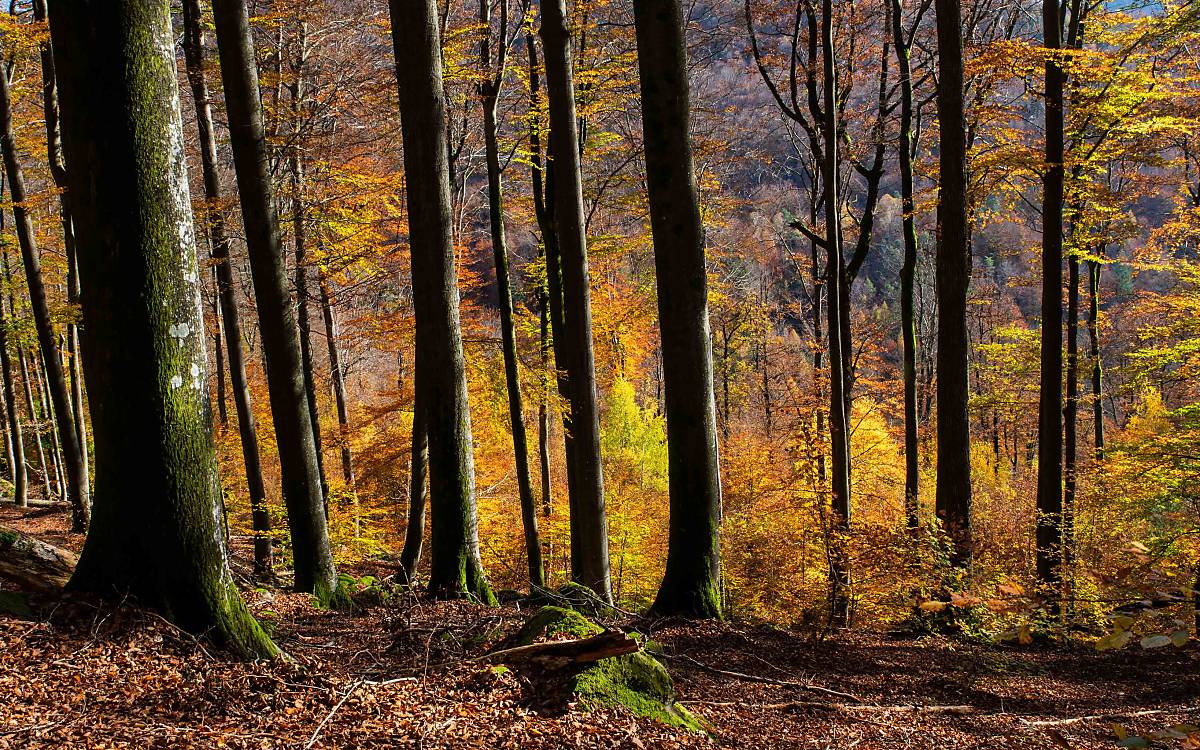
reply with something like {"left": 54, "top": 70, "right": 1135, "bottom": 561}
{"left": 47, "top": 0, "right": 276, "bottom": 659}
{"left": 1037, "top": 0, "right": 1066, "bottom": 596}
{"left": 0, "top": 197, "right": 23, "bottom": 508}
{"left": 181, "top": 0, "right": 273, "bottom": 581}
{"left": 632, "top": 0, "right": 723, "bottom": 618}
{"left": 539, "top": 0, "right": 613, "bottom": 604}
{"left": 211, "top": 0, "right": 337, "bottom": 597}
{"left": 0, "top": 53, "right": 88, "bottom": 530}
{"left": 389, "top": 0, "right": 493, "bottom": 601}
{"left": 934, "top": 0, "right": 973, "bottom": 567}
{"left": 477, "top": 0, "right": 544, "bottom": 590}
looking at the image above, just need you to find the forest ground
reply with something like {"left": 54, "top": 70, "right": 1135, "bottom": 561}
{"left": 2, "top": 504, "right": 1198, "bottom": 749}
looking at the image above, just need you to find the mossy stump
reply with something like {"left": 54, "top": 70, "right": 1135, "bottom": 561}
{"left": 504, "top": 606, "right": 701, "bottom": 731}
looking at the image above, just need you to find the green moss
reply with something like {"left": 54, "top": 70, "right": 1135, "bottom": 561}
{"left": 571, "top": 652, "right": 702, "bottom": 731}
{"left": 0, "top": 528, "right": 18, "bottom": 546}
{"left": 0, "top": 591, "right": 33, "bottom": 619}
{"left": 512, "top": 606, "right": 601, "bottom": 645}
{"left": 534, "top": 581, "right": 616, "bottom": 619}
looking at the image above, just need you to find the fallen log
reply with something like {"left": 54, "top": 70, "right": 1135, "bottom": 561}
{"left": 0, "top": 525, "right": 77, "bottom": 592}
{"left": 478, "top": 630, "right": 641, "bottom": 668}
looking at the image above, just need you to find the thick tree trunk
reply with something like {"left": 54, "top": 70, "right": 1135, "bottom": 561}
{"left": 0, "top": 62, "right": 89, "bottom": 531}
{"left": 182, "top": 0, "right": 273, "bottom": 581}
{"left": 478, "top": 3, "right": 543, "bottom": 589}
{"left": 389, "top": 0, "right": 492, "bottom": 602}
{"left": 934, "top": 0, "right": 973, "bottom": 569}
{"left": 633, "top": 0, "right": 723, "bottom": 619}
{"left": 48, "top": 0, "right": 276, "bottom": 658}
{"left": 1037, "top": 0, "right": 1066, "bottom": 598}
{"left": 893, "top": 0, "right": 919, "bottom": 533}
{"left": 819, "top": 0, "right": 852, "bottom": 628}
{"left": 540, "top": 0, "right": 612, "bottom": 604}
{"left": 212, "top": 0, "right": 336, "bottom": 596}
{"left": 400, "top": 376, "right": 428, "bottom": 584}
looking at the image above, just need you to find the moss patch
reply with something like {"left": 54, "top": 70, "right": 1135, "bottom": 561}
{"left": 0, "top": 591, "right": 33, "bottom": 620}
{"left": 571, "top": 651, "right": 702, "bottom": 731}
{"left": 511, "top": 606, "right": 601, "bottom": 646}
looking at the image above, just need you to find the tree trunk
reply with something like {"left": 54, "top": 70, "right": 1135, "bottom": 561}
{"left": 478, "top": 2, "right": 544, "bottom": 590}
{"left": 819, "top": 0, "right": 851, "bottom": 628}
{"left": 48, "top": 0, "right": 276, "bottom": 658}
{"left": 211, "top": 0, "right": 336, "bottom": 597}
{"left": 1064, "top": 253, "right": 1080, "bottom": 588}
{"left": 893, "top": 0, "right": 919, "bottom": 533}
{"left": 18, "top": 348, "right": 51, "bottom": 501}
{"left": 540, "top": 0, "right": 612, "bottom": 603}
{"left": 288, "top": 23, "right": 330, "bottom": 511}
{"left": 34, "top": 354, "right": 66, "bottom": 501}
{"left": 934, "top": 0, "right": 973, "bottom": 569}
{"left": 0, "top": 249, "right": 24, "bottom": 506}
{"left": 318, "top": 273, "right": 358, "bottom": 535}
{"left": 0, "top": 61, "right": 89, "bottom": 531}
{"left": 182, "top": 0, "right": 273, "bottom": 581}
{"left": 1037, "top": 0, "right": 1066, "bottom": 598}
{"left": 211, "top": 277, "right": 228, "bottom": 427}
{"left": 634, "top": 0, "right": 723, "bottom": 619}
{"left": 389, "top": 0, "right": 492, "bottom": 602}
{"left": 1088, "top": 256, "right": 1103, "bottom": 458}
{"left": 400, "top": 375, "right": 428, "bottom": 584}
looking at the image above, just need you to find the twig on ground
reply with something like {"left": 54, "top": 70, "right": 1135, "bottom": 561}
{"left": 305, "top": 678, "right": 365, "bottom": 749}
{"left": 662, "top": 652, "right": 862, "bottom": 703}
{"left": 1023, "top": 705, "right": 1200, "bottom": 727}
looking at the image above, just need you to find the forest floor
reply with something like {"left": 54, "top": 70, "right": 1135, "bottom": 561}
{"left": 2, "top": 503, "right": 1199, "bottom": 749}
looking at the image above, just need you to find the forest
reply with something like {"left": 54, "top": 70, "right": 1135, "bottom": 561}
{"left": 1, "top": 0, "right": 1199, "bottom": 746}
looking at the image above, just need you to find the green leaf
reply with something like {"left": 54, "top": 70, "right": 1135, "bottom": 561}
{"left": 1170, "top": 630, "right": 1190, "bottom": 647}
{"left": 1140, "top": 634, "right": 1172, "bottom": 649}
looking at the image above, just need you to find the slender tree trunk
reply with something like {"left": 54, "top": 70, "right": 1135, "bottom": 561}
{"left": 540, "top": 0, "right": 612, "bottom": 603}
{"left": 1088, "top": 256, "right": 1104, "bottom": 458}
{"left": 478, "top": 1, "right": 544, "bottom": 590}
{"left": 633, "top": 0, "right": 723, "bottom": 619}
{"left": 0, "top": 61, "right": 89, "bottom": 530}
{"left": 819, "top": 0, "right": 851, "bottom": 628}
{"left": 0, "top": 242, "right": 23, "bottom": 506}
{"left": 1064, "top": 252, "right": 1079, "bottom": 589}
{"left": 182, "top": 0, "right": 273, "bottom": 581}
{"left": 893, "top": 0, "right": 919, "bottom": 532}
{"left": 1037, "top": 0, "right": 1066, "bottom": 598}
{"left": 31, "top": 0, "right": 88, "bottom": 492}
{"left": 212, "top": 0, "right": 336, "bottom": 597}
{"left": 537, "top": 253, "right": 553, "bottom": 519}
{"left": 34, "top": 355, "right": 65, "bottom": 500}
{"left": 288, "top": 23, "right": 329, "bottom": 510}
{"left": 49, "top": 0, "right": 276, "bottom": 659}
{"left": 18, "top": 349, "right": 50, "bottom": 500}
{"left": 390, "top": 0, "right": 492, "bottom": 602}
{"left": 934, "top": 0, "right": 973, "bottom": 568}
{"left": 212, "top": 278, "right": 228, "bottom": 427}
{"left": 318, "top": 273, "right": 358, "bottom": 535}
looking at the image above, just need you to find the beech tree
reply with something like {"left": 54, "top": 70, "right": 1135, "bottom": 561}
{"left": 390, "top": 0, "right": 493, "bottom": 601}
{"left": 539, "top": 0, "right": 613, "bottom": 604}
{"left": 633, "top": 0, "right": 723, "bottom": 618}
{"left": 211, "top": 0, "right": 337, "bottom": 597}
{"left": 47, "top": 0, "right": 276, "bottom": 659}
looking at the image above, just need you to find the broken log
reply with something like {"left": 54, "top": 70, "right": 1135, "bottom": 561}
{"left": 0, "top": 525, "right": 77, "bottom": 592}
{"left": 478, "top": 630, "right": 641, "bottom": 668}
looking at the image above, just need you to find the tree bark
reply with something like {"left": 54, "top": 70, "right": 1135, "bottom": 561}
{"left": 1037, "top": 0, "right": 1066, "bottom": 598}
{"left": 211, "top": 0, "right": 336, "bottom": 596}
{"left": 540, "top": 0, "right": 613, "bottom": 604}
{"left": 934, "top": 0, "right": 973, "bottom": 569}
{"left": 0, "top": 241, "right": 23, "bottom": 506}
{"left": 0, "top": 61, "right": 89, "bottom": 531}
{"left": 893, "top": 0, "right": 920, "bottom": 533}
{"left": 633, "top": 0, "right": 723, "bottom": 619}
{"left": 819, "top": 0, "right": 852, "bottom": 628}
{"left": 1088, "top": 256, "right": 1104, "bottom": 458}
{"left": 48, "top": 0, "right": 276, "bottom": 658}
{"left": 1064, "top": 252, "right": 1079, "bottom": 583}
{"left": 182, "top": 0, "right": 273, "bottom": 581}
{"left": 389, "top": 0, "right": 492, "bottom": 602}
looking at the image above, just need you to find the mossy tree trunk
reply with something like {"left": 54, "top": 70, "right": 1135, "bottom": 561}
{"left": 182, "top": 0, "right": 273, "bottom": 581}
{"left": 934, "top": 0, "right": 973, "bottom": 569}
{"left": 47, "top": 0, "right": 276, "bottom": 659}
{"left": 389, "top": 0, "right": 492, "bottom": 602}
{"left": 0, "top": 59, "right": 89, "bottom": 531}
{"left": 632, "top": 0, "right": 723, "bottom": 619}
{"left": 539, "top": 0, "right": 612, "bottom": 604}
{"left": 211, "top": 0, "right": 336, "bottom": 596}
